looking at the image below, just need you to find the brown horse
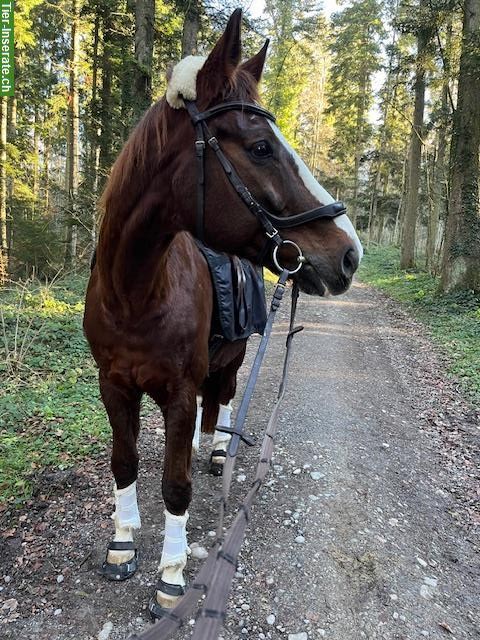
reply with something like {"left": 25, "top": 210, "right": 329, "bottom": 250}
{"left": 83, "top": 9, "right": 362, "bottom": 617}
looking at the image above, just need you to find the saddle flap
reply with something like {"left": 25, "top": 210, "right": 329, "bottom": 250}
{"left": 195, "top": 241, "right": 267, "bottom": 342}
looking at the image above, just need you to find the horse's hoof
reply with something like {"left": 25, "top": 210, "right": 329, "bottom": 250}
{"left": 148, "top": 580, "right": 185, "bottom": 620}
{"left": 209, "top": 449, "right": 227, "bottom": 476}
{"left": 101, "top": 541, "right": 138, "bottom": 581}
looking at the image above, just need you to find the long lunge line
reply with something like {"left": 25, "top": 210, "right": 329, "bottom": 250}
{"left": 128, "top": 278, "right": 302, "bottom": 640}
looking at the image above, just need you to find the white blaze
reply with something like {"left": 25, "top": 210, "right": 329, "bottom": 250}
{"left": 268, "top": 122, "right": 363, "bottom": 259}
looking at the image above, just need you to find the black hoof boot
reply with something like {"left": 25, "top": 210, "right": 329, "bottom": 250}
{"left": 148, "top": 580, "right": 186, "bottom": 620}
{"left": 209, "top": 449, "right": 227, "bottom": 476}
{"left": 101, "top": 541, "right": 138, "bottom": 581}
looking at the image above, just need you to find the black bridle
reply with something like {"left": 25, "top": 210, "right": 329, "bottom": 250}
{"left": 184, "top": 99, "right": 347, "bottom": 272}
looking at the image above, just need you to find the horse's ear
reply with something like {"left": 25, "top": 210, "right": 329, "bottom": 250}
{"left": 240, "top": 40, "right": 269, "bottom": 82}
{"left": 198, "top": 9, "right": 242, "bottom": 95}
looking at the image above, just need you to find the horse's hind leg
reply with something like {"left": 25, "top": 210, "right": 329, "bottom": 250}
{"left": 99, "top": 372, "right": 142, "bottom": 580}
{"left": 150, "top": 382, "right": 196, "bottom": 616}
{"left": 210, "top": 401, "right": 234, "bottom": 475}
{"left": 192, "top": 394, "right": 203, "bottom": 454}
{"left": 203, "top": 343, "right": 247, "bottom": 475}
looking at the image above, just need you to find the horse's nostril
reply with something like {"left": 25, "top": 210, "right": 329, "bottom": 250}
{"left": 342, "top": 247, "right": 359, "bottom": 278}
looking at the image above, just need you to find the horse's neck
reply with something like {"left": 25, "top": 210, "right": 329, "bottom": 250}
{"left": 97, "top": 181, "right": 192, "bottom": 307}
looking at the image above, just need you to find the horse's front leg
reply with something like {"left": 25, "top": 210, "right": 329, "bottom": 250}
{"left": 99, "top": 372, "right": 142, "bottom": 581}
{"left": 150, "top": 383, "right": 196, "bottom": 617}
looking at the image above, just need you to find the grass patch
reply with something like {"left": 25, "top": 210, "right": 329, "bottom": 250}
{"left": 0, "top": 274, "right": 109, "bottom": 505}
{"left": 358, "top": 245, "right": 480, "bottom": 402}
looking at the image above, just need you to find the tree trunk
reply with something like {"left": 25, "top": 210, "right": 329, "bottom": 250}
{"left": 368, "top": 17, "right": 398, "bottom": 246}
{"left": 351, "top": 62, "right": 368, "bottom": 226}
{"left": 33, "top": 106, "right": 40, "bottom": 216}
{"left": 88, "top": 13, "right": 100, "bottom": 176}
{"left": 0, "top": 96, "right": 7, "bottom": 283}
{"left": 400, "top": 8, "right": 429, "bottom": 269}
{"left": 99, "top": 9, "right": 114, "bottom": 181}
{"left": 181, "top": 0, "right": 200, "bottom": 57}
{"left": 426, "top": 20, "right": 452, "bottom": 274}
{"left": 440, "top": 0, "right": 480, "bottom": 292}
{"left": 426, "top": 87, "right": 448, "bottom": 273}
{"left": 394, "top": 150, "right": 409, "bottom": 244}
{"left": 134, "top": 0, "right": 155, "bottom": 120}
{"left": 64, "top": 0, "right": 80, "bottom": 269}
{"left": 374, "top": 175, "right": 389, "bottom": 244}
{"left": 43, "top": 132, "right": 50, "bottom": 215}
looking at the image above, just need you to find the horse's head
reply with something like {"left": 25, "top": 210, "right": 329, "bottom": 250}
{"left": 166, "top": 9, "right": 362, "bottom": 296}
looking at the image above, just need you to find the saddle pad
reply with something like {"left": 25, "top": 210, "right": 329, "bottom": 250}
{"left": 195, "top": 241, "right": 267, "bottom": 342}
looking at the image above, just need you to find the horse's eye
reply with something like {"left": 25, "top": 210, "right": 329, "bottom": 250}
{"left": 251, "top": 140, "right": 273, "bottom": 159}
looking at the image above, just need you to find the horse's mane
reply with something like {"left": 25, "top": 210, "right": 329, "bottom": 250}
{"left": 100, "top": 98, "right": 171, "bottom": 219}
{"left": 100, "top": 68, "right": 259, "bottom": 223}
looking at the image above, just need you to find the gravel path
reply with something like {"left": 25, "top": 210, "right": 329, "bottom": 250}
{"left": 1, "top": 281, "right": 479, "bottom": 640}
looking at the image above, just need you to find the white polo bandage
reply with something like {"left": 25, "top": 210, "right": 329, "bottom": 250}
{"left": 111, "top": 481, "right": 141, "bottom": 530}
{"left": 213, "top": 403, "right": 233, "bottom": 447}
{"left": 192, "top": 396, "right": 202, "bottom": 451}
{"left": 159, "top": 510, "right": 189, "bottom": 570}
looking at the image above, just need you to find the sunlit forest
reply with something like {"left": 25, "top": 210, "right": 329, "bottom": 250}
{"left": 0, "top": 0, "right": 478, "bottom": 291}
{"left": 0, "top": 1, "right": 479, "bottom": 507}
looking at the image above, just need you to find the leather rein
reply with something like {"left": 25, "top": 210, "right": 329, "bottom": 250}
{"left": 184, "top": 99, "right": 347, "bottom": 274}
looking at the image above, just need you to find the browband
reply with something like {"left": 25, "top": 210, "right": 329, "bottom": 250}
{"left": 190, "top": 101, "right": 276, "bottom": 125}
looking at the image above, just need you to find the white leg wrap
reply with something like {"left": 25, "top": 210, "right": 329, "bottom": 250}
{"left": 192, "top": 396, "right": 202, "bottom": 452}
{"left": 159, "top": 510, "right": 189, "bottom": 574}
{"left": 111, "top": 481, "right": 141, "bottom": 529}
{"left": 213, "top": 402, "right": 233, "bottom": 448}
{"left": 107, "top": 481, "right": 140, "bottom": 564}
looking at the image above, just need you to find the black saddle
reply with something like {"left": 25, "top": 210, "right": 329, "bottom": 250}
{"left": 195, "top": 240, "right": 267, "bottom": 343}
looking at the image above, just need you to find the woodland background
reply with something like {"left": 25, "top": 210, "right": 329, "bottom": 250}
{"left": 0, "top": 0, "right": 479, "bottom": 502}
{"left": 0, "top": 0, "right": 479, "bottom": 291}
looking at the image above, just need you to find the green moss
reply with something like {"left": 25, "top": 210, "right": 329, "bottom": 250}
{"left": 358, "top": 246, "right": 480, "bottom": 402}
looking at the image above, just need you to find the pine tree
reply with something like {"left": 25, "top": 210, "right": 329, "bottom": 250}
{"left": 263, "top": 0, "right": 323, "bottom": 145}
{"left": 64, "top": 0, "right": 81, "bottom": 268}
{"left": 134, "top": 0, "right": 155, "bottom": 119}
{"left": 440, "top": 0, "right": 480, "bottom": 291}
{"left": 326, "top": 0, "right": 383, "bottom": 225}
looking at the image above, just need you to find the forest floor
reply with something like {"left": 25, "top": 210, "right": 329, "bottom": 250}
{"left": 1, "top": 279, "right": 479, "bottom": 640}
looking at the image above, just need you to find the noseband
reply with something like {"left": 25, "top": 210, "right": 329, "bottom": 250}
{"left": 184, "top": 99, "right": 347, "bottom": 273}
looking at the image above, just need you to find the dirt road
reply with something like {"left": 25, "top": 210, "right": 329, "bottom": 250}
{"left": 1, "top": 281, "right": 479, "bottom": 640}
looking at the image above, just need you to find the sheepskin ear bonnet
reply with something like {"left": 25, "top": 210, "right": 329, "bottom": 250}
{"left": 166, "top": 56, "right": 206, "bottom": 109}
